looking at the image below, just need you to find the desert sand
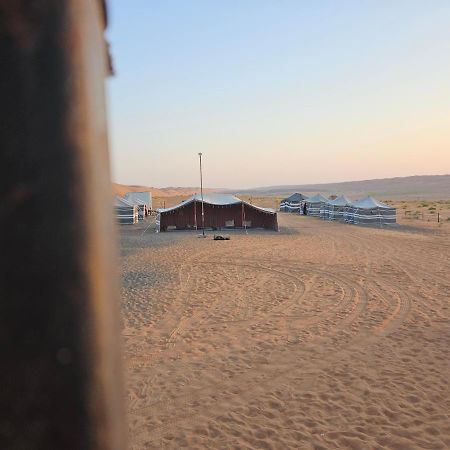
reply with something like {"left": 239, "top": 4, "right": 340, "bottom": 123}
{"left": 119, "top": 213, "right": 450, "bottom": 449}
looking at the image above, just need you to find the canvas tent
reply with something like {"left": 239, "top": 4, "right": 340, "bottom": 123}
{"left": 303, "top": 193, "right": 328, "bottom": 217}
{"left": 344, "top": 196, "right": 396, "bottom": 225}
{"left": 279, "top": 193, "right": 308, "bottom": 213}
{"left": 124, "top": 192, "right": 151, "bottom": 219}
{"left": 114, "top": 196, "right": 138, "bottom": 224}
{"left": 320, "top": 195, "right": 353, "bottom": 220}
{"left": 125, "top": 191, "right": 152, "bottom": 213}
{"left": 156, "top": 193, "right": 278, "bottom": 232}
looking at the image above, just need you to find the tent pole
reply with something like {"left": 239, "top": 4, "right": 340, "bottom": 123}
{"left": 242, "top": 203, "right": 248, "bottom": 234}
{"left": 198, "top": 153, "right": 205, "bottom": 236}
{"left": 194, "top": 198, "right": 197, "bottom": 230}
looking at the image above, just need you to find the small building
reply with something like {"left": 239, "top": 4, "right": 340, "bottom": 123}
{"left": 156, "top": 193, "right": 278, "bottom": 232}
{"left": 124, "top": 191, "right": 152, "bottom": 218}
{"left": 279, "top": 193, "right": 308, "bottom": 213}
{"left": 114, "top": 196, "right": 138, "bottom": 224}
{"left": 344, "top": 196, "right": 396, "bottom": 225}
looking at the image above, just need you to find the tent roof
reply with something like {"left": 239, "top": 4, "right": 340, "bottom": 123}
{"left": 124, "top": 191, "right": 151, "bottom": 206}
{"left": 283, "top": 192, "right": 307, "bottom": 202}
{"left": 351, "top": 196, "right": 392, "bottom": 209}
{"left": 114, "top": 196, "right": 135, "bottom": 207}
{"left": 158, "top": 193, "right": 276, "bottom": 214}
{"left": 328, "top": 195, "right": 353, "bottom": 206}
{"left": 306, "top": 193, "right": 328, "bottom": 203}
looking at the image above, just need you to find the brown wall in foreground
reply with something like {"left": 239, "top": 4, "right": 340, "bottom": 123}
{"left": 0, "top": 1, "right": 125, "bottom": 449}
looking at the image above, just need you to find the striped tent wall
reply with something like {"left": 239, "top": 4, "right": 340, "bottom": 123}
{"left": 344, "top": 196, "right": 396, "bottom": 225}
{"left": 307, "top": 202, "right": 324, "bottom": 217}
{"left": 115, "top": 206, "right": 138, "bottom": 224}
{"left": 345, "top": 207, "right": 396, "bottom": 225}
{"left": 304, "top": 194, "right": 328, "bottom": 217}
{"left": 319, "top": 204, "right": 331, "bottom": 219}
{"left": 114, "top": 196, "right": 139, "bottom": 224}
{"left": 280, "top": 201, "right": 302, "bottom": 212}
{"left": 320, "top": 196, "right": 353, "bottom": 221}
{"left": 279, "top": 193, "right": 307, "bottom": 213}
{"left": 328, "top": 205, "right": 348, "bottom": 220}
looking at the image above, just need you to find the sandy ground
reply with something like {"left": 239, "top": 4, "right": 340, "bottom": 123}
{"left": 119, "top": 214, "right": 450, "bottom": 449}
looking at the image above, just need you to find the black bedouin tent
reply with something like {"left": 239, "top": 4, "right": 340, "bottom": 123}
{"left": 156, "top": 193, "right": 278, "bottom": 232}
{"left": 279, "top": 193, "right": 308, "bottom": 213}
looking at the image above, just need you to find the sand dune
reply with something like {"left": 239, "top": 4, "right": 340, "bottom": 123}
{"left": 119, "top": 215, "right": 450, "bottom": 449}
{"left": 231, "top": 174, "right": 450, "bottom": 200}
{"left": 113, "top": 183, "right": 221, "bottom": 198}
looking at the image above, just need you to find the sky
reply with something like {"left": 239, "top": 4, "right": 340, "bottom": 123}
{"left": 107, "top": 1, "right": 450, "bottom": 189}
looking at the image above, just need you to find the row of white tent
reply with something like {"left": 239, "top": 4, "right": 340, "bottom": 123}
{"left": 114, "top": 192, "right": 152, "bottom": 225}
{"left": 281, "top": 193, "right": 396, "bottom": 225}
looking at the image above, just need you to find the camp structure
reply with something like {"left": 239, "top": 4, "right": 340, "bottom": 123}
{"left": 344, "top": 196, "right": 396, "bottom": 225}
{"left": 114, "top": 196, "right": 138, "bottom": 224}
{"left": 124, "top": 191, "right": 151, "bottom": 219}
{"left": 303, "top": 193, "right": 328, "bottom": 217}
{"left": 279, "top": 193, "right": 308, "bottom": 212}
{"left": 156, "top": 193, "right": 278, "bottom": 232}
{"left": 320, "top": 195, "right": 353, "bottom": 220}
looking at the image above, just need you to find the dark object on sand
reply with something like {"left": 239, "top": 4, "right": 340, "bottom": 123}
{"left": 214, "top": 234, "right": 230, "bottom": 240}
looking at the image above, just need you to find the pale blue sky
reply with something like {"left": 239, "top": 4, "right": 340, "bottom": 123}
{"left": 107, "top": 1, "right": 450, "bottom": 188}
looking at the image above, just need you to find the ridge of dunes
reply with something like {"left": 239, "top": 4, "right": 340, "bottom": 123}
{"left": 112, "top": 183, "right": 223, "bottom": 198}
{"left": 229, "top": 175, "right": 450, "bottom": 200}
{"left": 114, "top": 175, "right": 450, "bottom": 201}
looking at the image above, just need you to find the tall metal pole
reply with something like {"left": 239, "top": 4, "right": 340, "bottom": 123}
{"left": 198, "top": 153, "right": 205, "bottom": 236}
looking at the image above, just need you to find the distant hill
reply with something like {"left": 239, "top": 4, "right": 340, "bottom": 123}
{"left": 112, "top": 183, "right": 222, "bottom": 198}
{"left": 229, "top": 175, "right": 450, "bottom": 200}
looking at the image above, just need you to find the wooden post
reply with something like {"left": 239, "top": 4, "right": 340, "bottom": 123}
{"left": 194, "top": 198, "right": 197, "bottom": 230}
{"left": 242, "top": 203, "right": 248, "bottom": 233}
{"left": 0, "top": 1, "right": 125, "bottom": 449}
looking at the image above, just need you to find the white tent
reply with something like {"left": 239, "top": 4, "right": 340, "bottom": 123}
{"left": 124, "top": 191, "right": 152, "bottom": 214}
{"left": 304, "top": 193, "right": 328, "bottom": 217}
{"left": 320, "top": 195, "right": 353, "bottom": 220}
{"left": 124, "top": 192, "right": 151, "bottom": 219}
{"left": 344, "top": 196, "right": 396, "bottom": 225}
